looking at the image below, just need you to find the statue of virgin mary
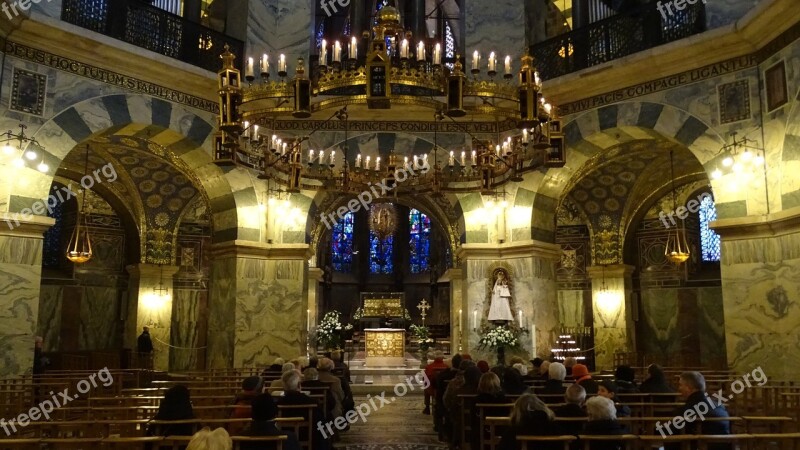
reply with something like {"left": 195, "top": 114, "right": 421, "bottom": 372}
{"left": 488, "top": 269, "right": 514, "bottom": 322}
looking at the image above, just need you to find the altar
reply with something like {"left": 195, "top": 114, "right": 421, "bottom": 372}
{"left": 364, "top": 328, "right": 406, "bottom": 367}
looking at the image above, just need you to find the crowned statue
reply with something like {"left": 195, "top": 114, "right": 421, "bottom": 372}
{"left": 488, "top": 269, "right": 514, "bottom": 323}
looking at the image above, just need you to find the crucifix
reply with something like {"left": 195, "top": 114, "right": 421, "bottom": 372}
{"left": 417, "top": 298, "right": 430, "bottom": 326}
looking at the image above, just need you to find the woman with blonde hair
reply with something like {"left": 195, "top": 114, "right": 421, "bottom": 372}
{"left": 499, "top": 394, "right": 558, "bottom": 450}
{"left": 186, "top": 427, "right": 232, "bottom": 450}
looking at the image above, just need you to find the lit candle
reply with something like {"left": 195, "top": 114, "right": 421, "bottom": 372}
{"left": 243, "top": 121, "right": 250, "bottom": 139}
{"left": 329, "top": 151, "right": 335, "bottom": 165}
{"left": 503, "top": 141, "right": 509, "bottom": 154}
{"left": 401, "top": 39, "right": 409, "bottom": 59}
{"left": 376, "top": 156, "right": 381, "bottom": 170}
{"left": 261, "top": 54, "right": 269, "bottom": 75}
{"left": 472, "top": 310, "right": 477, "bottom": 329}
{"left": 309, "top": 149, "right": 314, "bottom": 162}
{"left": 504, "top": 55, "right": 511, "bottom": 75}
{"left": 488, "top": 51, "right": 496, "bottom": 72}
{"left": 544, "top": 103, "right": 552, "bottom": 115}
{"left": 319, "top": 150, "right": 325, "bottom": 164}
{"left": 472, "top": 50, "right": 480, "bottom": 70}
{"left": 356, "top": 154, "right": 362, "bottom": 168}
{"left": 459, "top": 309, "right": 463, "bottom": 330}
{"left": 307, "top": 309, "right": 311, "bottom": 331}
{"left": 518, "top": 310, "right": 523, "bottom": 328}
{"left": 404, "top": 156, "right": 409, "bottom": 166}
{"left": 433, "top": 43, "right": 441, "bottom": 65}
{"left": 333, "top": 41, "right": 342, "bottom": 62}
{"left": 534, "top": 71, "right": 540, "bottom": 86}
{"left": 366, "top": 155, "right": 371, "bottom": 169}
{"left": 449, "top": 150, "right": 454, "bottom": 166}
{"left": 320, "top": 40, "right": 327, "bottom": 65}
{"left": 279, "top": 54, "right": 286, "bottom": 73}
{"left": 417, "top": 41, "right": 425, "bottom": 61}
{"left": 282, "top": 142, "right": 287, "bottom": 154}
{"left": 522, "top": 128, "right": 529, "bottom": 143}
{"left": 253, "top": 124, "right": 259, "bottom": 140}
{"left": 496, "top": 145, "right": 501, "bottom": 157}
{"left": 349, "top": 37, "right": 357, "bottom": 60}
{"left": 471, "top": 150, "right": 477, "bottom": 166}
{"left": 246, "top": 57, "right": 254, "bottom": 78}
{"left": 461, "top": 151, "right": 466, "bottom": 166}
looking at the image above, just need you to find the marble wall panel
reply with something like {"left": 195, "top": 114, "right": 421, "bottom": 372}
{"left": 79, "top": 286, "right": 120, "bottom": 350}
{"left": 247, "top": 0, "right": 312, "bottom": 63}
{"left": 37, "top": 285, "right": 63, "bottom": 352}
{"left": 639, "top": 289, "right": 680, "bottom": 363}
{"left": 465, "top": 0, "right": 526, "bottom": 55}
{"left": 697, "top": 287, "right": 727, "bottom": 368}
{"left": 558, "top": 289, "right": 585, "bottom": 327}
{"left": 170, "top": 289, "right": 204, "bottom": 371}
{"left": 0, "top": 235, "right": 43, "bottom": 377}
{"left": 207, "top": 257, "right": 236, "bottom": 368}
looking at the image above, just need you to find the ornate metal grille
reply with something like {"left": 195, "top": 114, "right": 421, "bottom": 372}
{"left": 531, "top": 0, "right": 705, "bottom": 80}
{"left": 61, "top": 0, "right": 243, "bottom": 73}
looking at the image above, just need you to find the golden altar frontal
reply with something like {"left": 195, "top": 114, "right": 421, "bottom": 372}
{"left": 364, "top": 328, "right": 406, "bottom": 367}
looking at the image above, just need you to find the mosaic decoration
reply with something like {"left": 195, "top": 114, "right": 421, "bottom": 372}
{"left": 10, "top": 67, "right": 46, "bottom": 116}
{"left": 718, "top": 79, "right": 750, "bottom": 124}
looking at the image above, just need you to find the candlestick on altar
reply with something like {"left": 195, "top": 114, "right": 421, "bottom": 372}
{"left": 518, "top": 309, "right": 523, "bottom": 328}
{"left": 417, "top": 298, "right": 430, "bottom": 327}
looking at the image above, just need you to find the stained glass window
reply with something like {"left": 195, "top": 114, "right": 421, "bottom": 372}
{"left": 42, "top": 190, "right": 65, "bottom": 269}
{"left": 331, "top": 211, "right": 355, "bottom": 272}
{"left": 316, "top": 22, "right": 325, "bottom": 50}
{"left": 445, "top": 22, "right": 455, "bottom": 70}
{"left": 370, "top": 232, "right": 394, "bottom": 274}
{"left": 409, "top": 208, "right": 431, "bottom": 273}
{"left": 698, "top": 195, "right": 721, "bottom": 262}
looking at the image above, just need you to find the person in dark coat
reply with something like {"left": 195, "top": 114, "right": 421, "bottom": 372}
{"left": 147, "top": 385, "right": 195, "bottom": 437}
{"left": 663, "top": 371, "right": 731, "bottom": 450}
{"left": 638, "top": 364, "right": 676, "bottom": 394}
{"left": 275, "top": 370, "right": 330, "bottom": 450}
{"left": 302, "top": 368, "right": 336, "bottom": 421}
{"left": 582, "top": 396, "right": 626, "bottom": 450}
{"left": 242, "top": 393, "right": 301, "bottom": 450}
{"left": 137, "top": 327, "right": 154, "bottom": 354}
{"left": 499, "top": 394, "right": 559, "bottom": 450}
{"left": 502, "top": 367, "right": 528, "bottom": 395}
{"left": 553, "top": 383, "right": 587, "bottom": 436}
{"left": 434, "top": 354, "right": 462, "bottom": 437}
{"left": 614, "top": 365, "right": 638, "bottom": 394}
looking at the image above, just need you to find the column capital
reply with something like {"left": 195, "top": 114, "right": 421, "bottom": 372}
{"left": 712, "top": 205, "right": 800, "bottom": 239}
{"left": 0, "top": 215, "right": 55, "bottom": 238}
{"left": 126, "top": 263, "right": 180, "bottom": 278}
{"left": 457, "top": 239, "right": 561, "bottom": 261}
{"left": 586, "top": 264, "right": 635, "bottom": 279}
{"left": 210, "top": 240, "right": 311, "bottom": 260}
{"left": 439, "top": 267, "right": 462, "bottom": 282}
{"left": 308, "top": 267, "right": 324, "bottom": 282}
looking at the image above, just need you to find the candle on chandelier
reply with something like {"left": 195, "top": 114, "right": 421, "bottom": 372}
{"left": 282, "top": 142, "right": 287, "bottom": 153}
{"left": 544, "top": 103, "right": 552, "bottom": 115}
{"left": 333, "top": 41, "right": 342, "bottom": 62}
{"left": 401, "top": 39, "right": 409, "bottom": 59}
{"left": 534, "top": 70, "right": 541, "bottom": 85}
{"left": 472, "top": 310, "right": 477, "bottom": 329}
{"left": 417, "top": 41, "right": 425, "bottom": 61}
{"left": 404, "top": 156, "right": 409, "bottom": 166}
{"left": 320, "top": 40, "right": 328, "bottom": 65}
{"left": 503, "top": 141, "right": 510, "bottom": 154}
{"left": 356, "top": 154, "right": 362, "bottom": 168}
{"left": 366, "top": 155, "right": 371, "bottom": 169}
{"left": 261, "top": 54, "right": 269, "bottom": 75}
{"left": 330, "top": 151, "right": 335, "bottom": 165}
{"left": 488, "top": 52, "right": 496, "bottom": 72}
{"left": 461, "top": 151, "right": 466, "bottom": 166}
{"left": 309, "top": 149, "right": 315, "bottom": 162}
{"left": 522, "top": 128, "right": 529, "bottom": 143}
{"left": 246, "top": 57, "right": 255, "bottom": 78}
{"left": 496, "top": 145, "right": 501, "bottom": 157}
{"left": 278, "top": 54, "right": 286, "bottom": 73}
{"left": 307, "top": 309, "right": 311, "bottom": 332}
{"left": 376, "top": 156, "right": 381, "bottom": 171}
{"left": 504, "top": 55, "right": 511, "bottom": 75}
{"left": 471, "top": 150, "right": 477, "bottom": 166}
{"left": 319, "top": 150, "right": 325, "bottom": 164}
{"left": 349, "top": 37, "right": 357, "bottom": 60}
{"left": 253, "top": 124, "right": 259, "bottom": 140}
{"left": 243, "top": 121, "right": 250, "bottom": 139}
{"left": 472, "top": 51, "right": 480, "bottom": 70}
{"left": 518, "top": 310, "right": 523, "bottom": 328}
{"left": 449, "top": 151, "right": 454, "bottom": 166}
{"left": 433, "top": 43, "right": 441, "bottom": 65}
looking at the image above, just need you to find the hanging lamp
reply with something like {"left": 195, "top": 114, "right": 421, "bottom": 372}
{"left": 665, "top": 149, "right": 690, "bottom": 264}
{"left": 66, "top": 146, "right": 93, "bottom": 264}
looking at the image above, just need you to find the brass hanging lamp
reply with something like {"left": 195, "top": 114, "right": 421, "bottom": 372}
{"left": 66, "top": 146, "right": 93, "bottom": 264}
{"left": 665, "top": 149, "right": 690, "bottom": 264}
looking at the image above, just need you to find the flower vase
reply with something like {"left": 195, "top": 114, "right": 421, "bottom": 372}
{"left": 496, "top": 345, "right": 505, "bottom": 366}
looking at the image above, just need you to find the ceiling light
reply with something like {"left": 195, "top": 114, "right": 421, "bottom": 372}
{"left": 753, "top": 155, "right": 764, "bottom": 166}
{"left": 741, "top": 150, "right": 752, "bottom": 161}
{"left": 37, "top": 162, "right": 49, "bottom": 173}
{"left": 2, "top": 144, "right": 14, "bottom": 155}
{"left": 722, "top": 157, "right": 733, "bottom": 167}
{"left": 711, "top": 168, "right": 722, "bottom": 180}
{"left": 24, "top": 150, "right": 37, "bottom": 160}
{"left": 12, "top": 158, "right": 24, "bottom": 168}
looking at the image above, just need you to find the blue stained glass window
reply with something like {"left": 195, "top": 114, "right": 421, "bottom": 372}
{"left": 445, "top": 22, "right": 455, "bottom": 70}
{"left": 699, "top": 195, "right": 721, "bottom": 262}
{"left": 316, "top": 22, "right": 325, "bottom": 50}
{"left": 331, "top": 211, "right": 355, "bottom": 272}
{"left": 370, "top": 232, "right": 393, "bottom": 274}
{"left": 409, "top": 208, "right": 431, "bottom": 273}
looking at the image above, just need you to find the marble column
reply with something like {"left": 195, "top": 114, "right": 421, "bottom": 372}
{"left": 0, "top": 216, "right": 52, "bottom": 377}
{"left": 208, "top": 242, "right": 310, "bottom": 369}
{"left": 458, "top": 241, "right": 560, "bottom": 362}
{"left": 714, "top": 214, "right": 800, "bottom": 381}
{"left": 442, "top": 268, "right": 463, "bottom": 355}
{"left": 307, "top": 267, "right": 323, "bottom": 357}
{"left": 126, "top": 264, "right": 179, "bottom": 372}
{"left": 587, "top": 264, "right": 635, "bottom": 371}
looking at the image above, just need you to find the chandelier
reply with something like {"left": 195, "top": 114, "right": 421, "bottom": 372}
{"left": 66, "top": 146, "right": 93, "bottom": 264}
{"left": 711, "top": 132, "right": 765, "bottom": 180}
{"left": 665, "top": 149, "right": 690, "bottom": 265}
{"left": 1, "top": 124, "right": 49, "bottom": 172}
{"left": 213, "top": 4, "right": 565, "bottom": 195}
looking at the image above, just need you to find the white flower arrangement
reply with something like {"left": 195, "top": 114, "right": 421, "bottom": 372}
{"left": 478, "top": 325, "right": 520, "bottom": 350}
{"left": 317, "top": 311, "right": 344, "bottom": 349}
{"left": 409, "top": 324, "right": 434, "bottom": 351}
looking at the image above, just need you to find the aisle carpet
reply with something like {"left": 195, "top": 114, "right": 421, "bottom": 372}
{"left": 336, "top": 395, "right": 447, "bottom": 450}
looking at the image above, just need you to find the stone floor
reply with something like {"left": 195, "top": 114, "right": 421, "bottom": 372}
{"left": 336, "top": 394, "right": 446, "bottom": 450}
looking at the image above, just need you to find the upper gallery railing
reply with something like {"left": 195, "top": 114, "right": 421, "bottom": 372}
{"left": 61, "top": 0, "right": 244, "bottom": 73}
{"left": 531, "top": 0, "right": 706, "bottom": 80}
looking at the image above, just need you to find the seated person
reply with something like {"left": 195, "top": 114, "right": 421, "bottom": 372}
{"left": 582, "top": 396, "right": 626, "bottom": 450}
{"left": 538, "top": 362, "right": 567, "bottom": 400}
{"left": 614, "top": 365, "right": 638, "bottom": 393}
{"left": 571, "top": 364, "right": 598, "bottom": 395}
{"left": 317, "top": 357, "right": 346, "bottom": 418}
{"left": 553, "top": 383, "right": 587, "bottom": 436}
{"left": 502, "top": 366, "right": 528, "bottom": 395}
{"left": 424, "top": 351, "right": 449, "bottom": 414}
{"left": 269, "top": 363, "right": 297, "bottom": 391}
{"left": 538, "top": 361, "right": 551, "bottom": 381}
{"left": 598, "top": 380, "right": 631, "bottom": 419}
{"left": 147, "top": 385, "right": 195, "bottom": 437}
{"left": 638, "top": 364, "right": 676, "bottom": 395}
{"left": 231, "top": 376, "right": 263, "bottom": 419}
{"left": 302, "top": 367, "right": 336, "bottom": 421}
{"left": 263, "top": 358, "right": 285, "bottom": 374}
{"left": 275, "top": 370, "right": 330, "bottom": 450}
{"left": 242, "top": 393, "right": 301, "bottom": 450}
{"left": 665, "top": 371, "right": 731, "bottom": 450}
{"left": 499, "top": 394, "right": 558, "bottom": 450}
{"left": 186, "top": 427, "right": 231, "bottom": 450}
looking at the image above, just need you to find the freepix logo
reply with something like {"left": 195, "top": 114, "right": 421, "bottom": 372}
{"left": 656, "top": 0, "right": 708, "bottom": 20}
{"left": 319, "top": 0, "right": 350, "bottom": 18}
{"left": 1, "top": 0, "right": 52, "bottom": 20}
